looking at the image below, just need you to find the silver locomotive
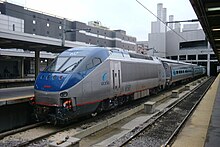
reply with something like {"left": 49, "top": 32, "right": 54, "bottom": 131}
{"left": 34, "top": 47, "right": 205, "bottom": 124}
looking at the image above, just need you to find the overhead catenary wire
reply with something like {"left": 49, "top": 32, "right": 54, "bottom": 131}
{"left": 136, "top": 0, "right": 188, "bottom": 42}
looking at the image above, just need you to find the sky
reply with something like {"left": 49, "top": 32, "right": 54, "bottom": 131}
{"left": 6, "top": 0, "right": 198, "bottom": 41}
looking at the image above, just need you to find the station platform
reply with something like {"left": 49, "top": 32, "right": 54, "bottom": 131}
{"left": 0, "top": 85, "right": 35, "bottom": 132}
{"left": 0, "top": 78, "right": 34, "bottom": 83}
{"left": 0, "top": 78, "right": 35, "bottom": 88}
{"left": 173, "top": 74, "right": 220, "bottom": 147}
{"left": 0, "top": 86, "right": 34, "bottom": 106}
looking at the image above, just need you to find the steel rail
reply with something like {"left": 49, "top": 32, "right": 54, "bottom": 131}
{"left": 0, "top": 121, "right": 46, "bottom": 140}
{"left": 2, "top": 77, "right": 208, "bottom": 146}
{"left": 114, "top": 77, "right": 213, "bottom": 147}
{"left": 163, "top": 77, "right": 214, "bottom": 146}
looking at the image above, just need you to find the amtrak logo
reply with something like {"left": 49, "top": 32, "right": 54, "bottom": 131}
{"left": 101, "top": 72, "right": 110, "bottom": 85}
{"left": 102, "top": 73, "right": 107, "bottom": 81}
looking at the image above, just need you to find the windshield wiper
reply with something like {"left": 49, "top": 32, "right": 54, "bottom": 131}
{"left": 61, "top": 63, "right": 77, "bottom": 73}
{"left": 60, "top": 58, "right": 83, "bottom": 73}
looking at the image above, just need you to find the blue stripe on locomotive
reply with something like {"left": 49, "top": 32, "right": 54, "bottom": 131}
{"left": 34, "top": 68, "right": 94, "bottom": 92}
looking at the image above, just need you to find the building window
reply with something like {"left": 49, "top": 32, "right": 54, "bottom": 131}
{"left": 197, "top": 62, "right": 207, "bottom": 66}
{"left": 47, "top": 23, "right": 50, "bottom": 27}
{"left": 210, "top": 54, "right": 217, "bottom": 60}
{"left": 12, "top": 24, "right": 15, "bottom": 31}
{"left": 33, "top": 28, "right": 36, "bottom": 32}
{"left": 33, "top": 15, "right": 36, "bottom": 18}
{"left": 33, "top": 20, "right": 36, "bottom": 24}
{"left": 179, "top": 55, "right": 186, "bottom": 60}
{"left": 198, "top": 54, "right": 207, "bottom": 60}
{"left": 47, "top": 31, "right": 49, "bottom": 35}
{"left": 47, "top": 18, "right": 50, "bottom": 21}
{"left": 188, "top": 55, "right": 196, "bottom": 60}
{"left": 180, "top": 40, "right": 208, "bottom": 49}
{"left": 171, "top": 56, "right": 177, "bottom": 60}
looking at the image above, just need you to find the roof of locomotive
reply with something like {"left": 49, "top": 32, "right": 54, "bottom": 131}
{"left": 61, "top": 47, "right": 110, "bottom": 57}
{"left": 59, "top": 47, "right": 161, "bottom": 63}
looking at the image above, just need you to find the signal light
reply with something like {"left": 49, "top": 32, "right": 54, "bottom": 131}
{"left": 29, "top": 97, "right": 35, "bottom": 105}
{"left": 63, "top": 99, "right": 72, "bottom": 109}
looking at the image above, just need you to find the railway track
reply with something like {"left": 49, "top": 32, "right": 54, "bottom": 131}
{"left": 0, "top": 122, "right": 46, "bottom": 140}
{"left": 0, "top": 114, "right": 100, "bottom": 147}
{"left": 0, "top": 77, "right": 208, "bottom": 146}
{"left": 108, "top": 77, "right": 214, "bottom": 147}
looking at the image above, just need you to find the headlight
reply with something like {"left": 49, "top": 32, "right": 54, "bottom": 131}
{"left": 62, "top": 99, "right": 72, "bottom": 109}
{"left": 60, "top": 92, "right": 68, "bottom": 97}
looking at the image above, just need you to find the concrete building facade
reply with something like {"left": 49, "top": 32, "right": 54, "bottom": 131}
{"left": 0, "top": 2, "right": 136, "bottom": 50}
{"left": 149, "top": 3, "right": 166, "bottom": 57}
{"left": 0, "top": 1, "right": 137, "bottom": 79}
{"left": 148, "top": 3, "right": 218, "bottom": 76}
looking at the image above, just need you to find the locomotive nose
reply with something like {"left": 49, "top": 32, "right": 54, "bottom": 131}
{"left": 35, "top": 72, "right": 68, "bottom": 91}
{"left": 35, "top": 72, "right": 83, "bottom": 92}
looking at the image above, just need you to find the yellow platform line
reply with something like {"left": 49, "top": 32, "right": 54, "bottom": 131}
{"left": 172, "top": 75, "right": 220, "bottom": 147}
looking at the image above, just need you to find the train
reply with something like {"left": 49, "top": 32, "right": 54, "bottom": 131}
{"left": 33, "top": 47, "right": 206, "bottom": 124}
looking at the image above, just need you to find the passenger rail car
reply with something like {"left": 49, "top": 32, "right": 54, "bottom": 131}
{"left": 159, "top": 58, "right": 205, "bottom": 86}
{"left": 160, "top": 58, "right": 195, "bottom": 86}
{"left": 193, "top": 65, "right": 206, "bottom": 77}
{"left": 34, "top": 47, "right": 205, "bottom": 124}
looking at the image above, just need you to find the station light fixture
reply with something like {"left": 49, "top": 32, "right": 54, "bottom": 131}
{"left": 212, "top": 28, "right": 220, "bottom": 31}
{"left": 207, "top": 7, "right": 220, "bottom": 11}
{"left": 214, "top": 39, "right": 220, "bottom": 41}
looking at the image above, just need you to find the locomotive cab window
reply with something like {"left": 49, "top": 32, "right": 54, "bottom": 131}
{"left": 86, "top": 57, "right": 102, "bottom": 70}
{"left": 45, "top": 56, "right": 84, "bottom": 73}
{"left": 93, "top": 58, "right": 102, "bottom": 66}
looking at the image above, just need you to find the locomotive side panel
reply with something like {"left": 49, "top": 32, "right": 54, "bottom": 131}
{"left": 67, "top": 59, "right": 111, "bottom": 107}
{"left": 119, "top": 60, "right": 163, "bottom": 98}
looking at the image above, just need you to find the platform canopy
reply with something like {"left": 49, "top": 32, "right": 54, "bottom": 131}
{"left": 190, "top": 0, "right": 220, "bottom": 62}
{"left": 0, "top": 28, "right": 89, "bottom": 53}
